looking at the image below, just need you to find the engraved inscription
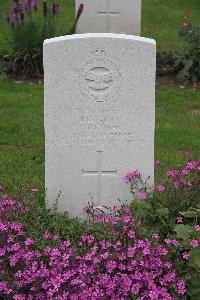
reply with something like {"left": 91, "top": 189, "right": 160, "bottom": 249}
{"left": 79, "top": 50, "right": 121, "bottom": 102}
{"left": 48, "top": 103, "right": 139, "bottom": 146}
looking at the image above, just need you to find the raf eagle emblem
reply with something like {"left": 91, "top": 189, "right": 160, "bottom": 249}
{"left": 84, "top": 68, "right": 118, "bottom": 92}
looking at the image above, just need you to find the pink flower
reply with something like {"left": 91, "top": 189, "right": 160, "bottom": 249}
{"left": 125, "top": 170, "right": 140, "bottom": 182}
{"left": 187, "top": 180, "right": 193, "bottom": 186}
{"left": 106, "top": 260, "right": 117, "bottom": 273}
{"left": 164, "top": 239, "right": 172, "bottom": 245}
{"left": 182, "top": 168, "right": 189, "bottom": 175}
{"left": 176, "top": 216, "right": 183, "bottom": 224}
{"left": 172, "top": 239, "right": 180, "bottom": 248}
{"left": 152, "top": 232, "right": 159, "bottom": 239}
{"left": 113, "top": 205, "right": 121, "bottom": 212}
{"left": 136, "top": 192, "right": 146, "bottom": 200}
{"left": 166, "top": 170, "right": 179, "bottom": 177}
{"left": 31, "top": 188, "right": 38, "bottom": 192}
{"left": 156, "top": 184, "right": 166, "bottom": 192}
{"left": 154, "top": 161, "right": 160, "bottom": 169}
{"left": 83, "top": 207, "right": 90, "bottom": 213}
{"left": 43, "top": 231, "right": 52, "bottom": 239}
{"left": 177, "top": 279, "right": 186, "bottom": 295}
{"left": 187, "top": 161, "right": 199, "bottom": 170}
{"left": 173, "top": 180, "right": 181, "bottom": 187}
{"left": 128, "top": 230, "right": 135, "bottom": 239}
{"left": 24, "top": 238, "right": 35, "bottom": 246}
{"left": 190, "top": 239, "right": 199, "bottom": 248}
{"left": 123, "top": 215, "right": 131, "bottom": 224}
{"left": 60, "top": 240, "right": 71, "bottom": 249}
{"left": 182, "top": 252, "right": 189, "bottom": 260}
{"left": 111, "top": 229, "right": 117, "bottom": 236}
{"left": 110, "top": 217, "right": 119, "bottom": 225}
{"left": 194, "top": 225, "right": 200, "bottom": 232}
{"left": 0, "top": 248, "right": 6, "bottom": 257}
{"left": 2, "top": 193, "right": 8, "bottom": 200}
{"left": 101, "top": 252, "right": 109, "bottom": 260}
{"left": 53, "top": 235, "right": 60, "bottom": 241}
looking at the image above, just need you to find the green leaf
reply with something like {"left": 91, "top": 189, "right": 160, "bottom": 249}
{"left": 180, "top": 211, "right": 198, "bottom": 218}
{"left": 174, "top": 224, "right": 194, "bottom": 240}
{"left": 189, "top": 248, "right": 200, "bottom": 271}
{"left": 188, "top": 272, "right": 200, "bottom": 300}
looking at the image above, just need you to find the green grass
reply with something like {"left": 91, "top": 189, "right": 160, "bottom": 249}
{"left": 0, "top": 0, "right": 200, "bottom": 52}
{"left": 0, "top": 81, "right": 44, "bottom": 190}
{"left": 155, "top": 87, "right": 200, "bottom": 181}
{"left": 0, "top": 81, "right": 199, "bottom": 191}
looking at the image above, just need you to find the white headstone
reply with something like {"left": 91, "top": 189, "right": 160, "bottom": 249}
{"left": 76, "top": 0, "right": 141, "bottom": 35}
{"left": 44, "top": 33, "right": 156, "bottom": 217}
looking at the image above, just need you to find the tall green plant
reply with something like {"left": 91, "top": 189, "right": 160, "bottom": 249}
{"left": 4, "top": 1, "right": 63, "bottom": 78}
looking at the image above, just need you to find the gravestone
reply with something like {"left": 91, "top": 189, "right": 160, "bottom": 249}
{"left": 44, "top": 33, "right": 156, "bottom": 217}
{"left": 76, "top": 0, "right": 141, "bottom": 35}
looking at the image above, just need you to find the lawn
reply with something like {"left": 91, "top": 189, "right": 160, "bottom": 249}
{"left": 1, "top": 0, "right": 200, "bottom": 51}
{"left": 0, "top": 80, "right": 199, "bottom": 192}
{"left": 0, "top": 0, "right": 200, "bottom": 191}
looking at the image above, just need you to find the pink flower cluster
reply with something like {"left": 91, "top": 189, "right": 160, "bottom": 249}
{"left": 0, "top": 198, "right": 186, "bottom": 299}
{"left": 166, "top": 161, "right": 199, "bottom": 188}
{"left": 124, "top": 170, "right": 140, "bottom": 182}
{"left": 152, "top": 161, "right": 200, "bottom": 193}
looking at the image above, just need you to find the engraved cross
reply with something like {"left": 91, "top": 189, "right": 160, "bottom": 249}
{"left": 98, "top": 0, "right": 119, "bottom": 32}
{"left": 82, "top": 151, "right": 117, "bottom": 203}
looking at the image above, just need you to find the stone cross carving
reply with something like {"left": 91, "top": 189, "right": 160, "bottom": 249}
{"left": 98, "top": 0, "right": 119, "bottom": 31}
{"left": 82, "top": 151, "right": 117, "bottom": 203}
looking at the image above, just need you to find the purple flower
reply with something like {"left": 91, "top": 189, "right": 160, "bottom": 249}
{"left": 25, "top": 0, "right": 31, "bottom": 11}
{"left": 52, "top": 2, "right": 59, "bottom": 16}
{"left": 8, "top": 15, "right": 15, "bottom": 28}
{"left": 42, "top": 1, "right": 48, "bottom": 17}
{"left": 32, "top": 0, "right": 38, "bottom": 11}
{"left": 5, "top": 12, "right": 11, "bottom": 24}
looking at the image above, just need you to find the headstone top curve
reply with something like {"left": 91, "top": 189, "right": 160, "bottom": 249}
{"left": 44, "top": 33, "right": 156, "bottom": 46}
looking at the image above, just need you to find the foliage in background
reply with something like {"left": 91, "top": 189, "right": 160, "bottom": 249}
{"left": 175, "top": 14, "right": 200, "bottom": 82}
{"left": 0, "top": 63, "right": 8, "bottom": 81}
{"left": 157, "top": 12, "right": 200, "bottom": 83}
{"left": 4, "top": 0, "right": 60, "bottom": 77}
{"left": 3, "top": 0, "right": 84, "bottom": 77}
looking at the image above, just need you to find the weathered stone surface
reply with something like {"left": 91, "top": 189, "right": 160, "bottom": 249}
{"left": 76, "top": 0, "right": 141, "bottom": 35}
{"left": 44, "top": 33, "right": 156, "bottom": 217}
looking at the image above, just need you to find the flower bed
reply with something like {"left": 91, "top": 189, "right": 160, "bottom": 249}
{"left": 0, "top": 161, "right": 199, "bottom": 299}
